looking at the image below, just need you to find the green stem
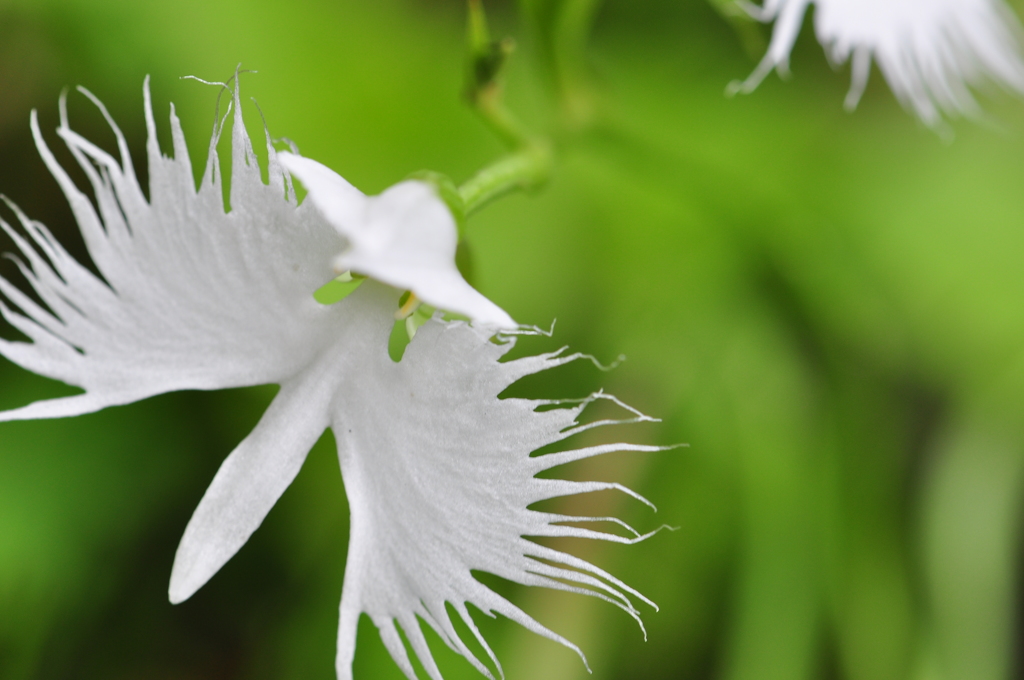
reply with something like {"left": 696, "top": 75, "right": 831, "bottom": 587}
{"left": 554, "top": 0, "right": 601, "bottom": 80}
{"left": 472, "top": 83, "right": 534, "bottom": 150}
{"left": 458, "top": 143, "right": 552, "bottom": 216}
{"left": 552, "top": 0, "right": 602, "bottom": 129}
{"left": 459, "top": 0, "right": 555, "bottom": 218}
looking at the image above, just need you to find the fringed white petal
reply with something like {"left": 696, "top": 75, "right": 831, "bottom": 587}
{"left": 331, "top": 314, "right": 668, "bottom": 680}
{"left": 278, "top": 153, "right": 516, "bottom": 330}
{"left": 730, "top": 0, "right": 1024, "bottom": 126}
{"left": 0, "top": 78, "right": 346, "bottom": 421}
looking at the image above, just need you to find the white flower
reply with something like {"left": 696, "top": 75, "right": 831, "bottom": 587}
{"left": 277, "top": 152, "right": 516, "bottom": 330}
{"left": 728, "top": 0, "right": 1024, "bottom": 127}
{"left": 0, "top": 79, "right": 666, "bottom": 679}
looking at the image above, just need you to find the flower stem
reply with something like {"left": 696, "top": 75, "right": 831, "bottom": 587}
{"left": 470, "top": 81, "right": 534, "bottom": 150}
{"left": 458, "top": 143, "right": 552, "bottom": 217}
{"left": 461, "top": 0, "right": 554, "bottom": 217}
{"left": 552, "top": 0, "right": 601, "bottom": 128}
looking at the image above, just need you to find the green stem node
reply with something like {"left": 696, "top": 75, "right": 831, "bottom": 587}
{"left": 471, "top": 81, "right": 533, "bottom": 150}
{"left": 458, "top": 143, "right": 553, "bottom": 217}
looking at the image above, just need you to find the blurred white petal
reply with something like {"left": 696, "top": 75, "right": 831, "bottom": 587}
{"left": 279, "top": 152, "right": 516, "bottom": 329}
{"left": 730, "top": 0, "right": 1024, "bottom": 126}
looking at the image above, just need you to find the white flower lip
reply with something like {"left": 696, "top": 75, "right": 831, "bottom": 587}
{"left": 0, "top": 78, "right": 666, "bottom": 680}
{"left": 730, "top": 0, "right": 1024, "bottom": 127}
{"left": 278, "top": 152, "right": 517, "bottom": 330}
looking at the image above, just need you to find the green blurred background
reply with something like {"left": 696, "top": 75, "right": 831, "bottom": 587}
{"left": 2, "top": 0, "right": 1024, "bottom": 678}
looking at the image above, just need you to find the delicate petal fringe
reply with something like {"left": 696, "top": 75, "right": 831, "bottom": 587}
{"left": 728, "top": 0, "right": 1024, "bottom": 127}
{"left": 0, "top": 76, "right": 346, "bottom": 420}
{"left": 331, "top": 315, "right": 670, "bottom": 680}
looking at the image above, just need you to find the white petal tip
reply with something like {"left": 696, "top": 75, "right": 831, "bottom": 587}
{"left": 167, "top": 582, "right": 191, "bottom": 605}
{"left": 167, "top": 548, "right": 221, "bottom": 605}
{"left": 470, "top": 309, "right": 517, "bottom": 332}
{"left": 487, "top": 318, "right": 519, "bottom": 332}
{"left": 167, "top": 560, "right": 207, "bottom": 604}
